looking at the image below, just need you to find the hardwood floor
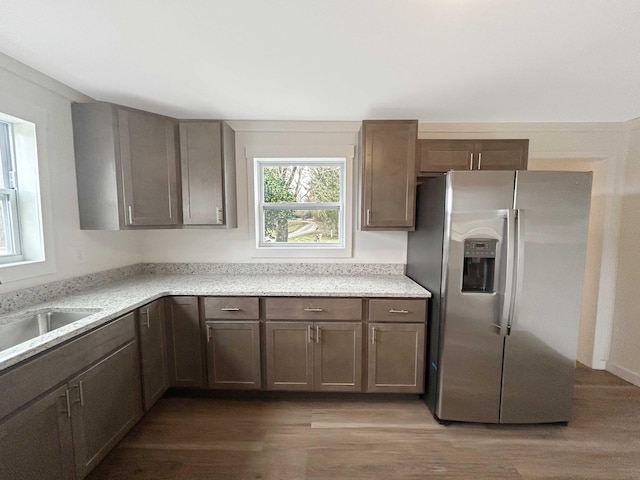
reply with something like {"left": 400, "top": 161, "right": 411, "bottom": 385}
{"left": 87, "top": 365, "right": 640, "bottom": 479}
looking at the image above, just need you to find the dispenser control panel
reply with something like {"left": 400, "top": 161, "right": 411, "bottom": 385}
{"left": 463, "top": 239, "right": 497, "bottom": 258}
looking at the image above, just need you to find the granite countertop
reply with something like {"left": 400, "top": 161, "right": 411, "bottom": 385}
{"left": 0, "top": 273, "right": 430, "bottom": 371}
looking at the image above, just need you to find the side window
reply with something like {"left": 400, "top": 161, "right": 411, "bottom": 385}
{"left": 0, "top": 121, "right": 22, "bottom": 263}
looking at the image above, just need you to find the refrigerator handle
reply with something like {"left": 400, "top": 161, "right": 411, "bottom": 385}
{"left": 499, "top": 208, "right": 517, "bottom": 337}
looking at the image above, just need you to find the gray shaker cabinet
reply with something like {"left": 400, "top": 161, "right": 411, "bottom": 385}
{"left": 179, "top": 121, "right": 237, "bottom": 227}
{"left": 138, "top": 299, "right": 169, "bottom": 411}
{"left": 165, "top": 296, "right": 205, "bottom": 389}
{"left": 72, "top": 102, "right": 180, "bottom": 229}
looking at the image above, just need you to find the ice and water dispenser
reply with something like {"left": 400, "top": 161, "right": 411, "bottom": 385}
{"left": 462, "top": 238, "right": 497, "bottom": 293}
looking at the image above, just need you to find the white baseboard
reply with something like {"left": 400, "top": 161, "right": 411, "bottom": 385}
{"left": 606, "top": 362, "right": 640, "bottom": 387}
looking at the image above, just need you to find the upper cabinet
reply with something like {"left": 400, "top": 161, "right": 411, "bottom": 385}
{"left": 417, "top": 139, "right": 529, "bottom": 175}
{"left": 179, "top": 121, "right": 237, "bottom": 227}
{"left": 72, "top": 102, "right": 180, "bottom": 229}
{"left": 360, "top": 120, "right": 418, "bottom": 231}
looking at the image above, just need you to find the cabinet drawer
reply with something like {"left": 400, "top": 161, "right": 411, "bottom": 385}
{"left": 0, "top": 313, "right": 136, "bottom": 421}
{"left": 203, "top": 297, "right": 259, "bottom": 320}
{"left": 265, "top": 298, "right": 362, "bottom": 321}
{"left": 368, "top": 299, "right": 427, "bottom": 323}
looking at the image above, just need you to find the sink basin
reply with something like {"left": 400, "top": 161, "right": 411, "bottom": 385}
{"left": 0, "top": 309, "right": 100, "bottom": 353}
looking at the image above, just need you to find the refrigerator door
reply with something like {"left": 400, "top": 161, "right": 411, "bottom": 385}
{"left": 436, "top": 171, "right": 515, "bottom": 422}
{"left": 501, "top": 171, "right": 592, "bottom": 423}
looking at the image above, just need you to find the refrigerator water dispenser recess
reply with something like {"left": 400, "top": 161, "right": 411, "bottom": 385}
{"left": 462, "top": 238, "right": 497, "bottom": 293}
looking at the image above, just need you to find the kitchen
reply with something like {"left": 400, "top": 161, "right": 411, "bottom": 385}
{"left": 1, "top": 1, "right": 640, "bottom": 479}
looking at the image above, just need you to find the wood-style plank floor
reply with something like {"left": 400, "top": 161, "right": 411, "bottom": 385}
{"left": 87, "top": 365, "right": 640, "bottom": 479}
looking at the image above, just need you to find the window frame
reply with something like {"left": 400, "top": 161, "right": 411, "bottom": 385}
{"left": 255, "top": 158, "right": 347, "bottom": 249}
{"left": 0, "top": 121, "right": 23, "bottom": 264}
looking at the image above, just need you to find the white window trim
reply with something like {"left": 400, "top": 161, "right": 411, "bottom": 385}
{"left": 246, "top": 145, "right": 354, "bottom": 258}
{"left": 0, "top": 106, "right": 55, "bottom": 283}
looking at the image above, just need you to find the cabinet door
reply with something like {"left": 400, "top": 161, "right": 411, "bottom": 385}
{"left": 367, "top": 323, "right": 425, "bottom": 393}
{"left": 417, "top": 139, "right": 475, "bottom": 174}
{"left": 180, "top": 121, "right": 224, "bottom": 225}
{"left": 70, "top": 341, "right": 143, "bottom": 479}
{"left": 139, "top": 299, "right": 169, "bottom": 410}
{"left": 313, "top": 322, "right": 362, "bottom": 392}
{"left": 0, "top": 385, "right": 75, "bottom": 480}
{"left": 265, "top": 322, "right": 313, "bottom": 391}
{"left": 166, "top": 297, "right": 204, "bottom": 389}
{"left": 206, "top": 321, "right": 261, "bottom": 390}
{"left": 475, "top": 140, "right": 529, "bottom": 170}
{"left": 361, "top": 120, "right": 417, "bottom": 230}
{"left": 119, "top": 108, "right": 179, "bottom": 226}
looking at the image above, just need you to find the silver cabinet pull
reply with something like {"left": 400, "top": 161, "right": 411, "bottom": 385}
{"left": 388, "top": 309, "right": 409, "bottom": 314}
{"left": 316, "top": 325, "right": 320, "bottom": 344}
{"left": 141, "top": 309, "right": 150, "bottom": 328}
{"left": 60, "top": 389, "right": 71, "bottom": 418}
{"left": 216, "top": 206, "right": 223, "bottom": 224}
{"left": 127, "top": 205, "right": 133, "bottom": 225}
{"left": 469, "top": 153, "right": 473, "bottom": 170}
{"left": 303, "top": 307, "right": 324, "bottom": 312}
{"left": 221, "top": 307, "right": 241, "bottom": 312}
{"left": 206, "top": 325, "right": 212, "bottom": 342}
{"left": 73, "top": 381, "right": 84, "bottom": 407}
{"left": 307, "top": 325, "right": 312, "bottom": 344}
{"left": 366, "top": 209, "right": 372, "bottom": 225}
{"left": 478, "top": 152, "right": 483, "bottom": 170}
{"left": 371, "top": 326, "right": 376, "bottom": 344}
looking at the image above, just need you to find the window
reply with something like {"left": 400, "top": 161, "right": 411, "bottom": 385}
{"left": 255, "top": 158, "right": 348, "bottom": 250}
{"left": 0, "top": 121, "right": 22, "bottom": 263}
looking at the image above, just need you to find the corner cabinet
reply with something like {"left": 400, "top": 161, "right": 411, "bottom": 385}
{"left": 179, "top": 121, "right": 237, "bottom": 227}
{"left": 360, "top": 120, "right": 418, "bottom": 230}
{"left": 72, "top": 102, "right": 180, "bottom": 230}
{"left": 138, "top": 299, "right": 169, "bottom": 411}
{"left": 417, "top": 139, "right": 529, "bottom": 175}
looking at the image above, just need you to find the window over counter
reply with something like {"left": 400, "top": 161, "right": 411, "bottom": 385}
{"left": 248, "top": 145, "right": 354, "bottom": 258}
{"left": 0, "top": 113, "right": 45, "bottom": 270}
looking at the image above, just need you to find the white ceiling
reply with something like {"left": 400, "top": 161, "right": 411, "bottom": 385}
{"left": 1, "top": 0, "right": 640, "bottom": 122}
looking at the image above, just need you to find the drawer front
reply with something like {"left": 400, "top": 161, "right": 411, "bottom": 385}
{"left": 203, "top": 297, "right": 259, "bottom": 320}
{"left": 368, "top": 299, "right": 427, "bottom": 323}
{"left": 265, "top": 298, "right": 362, "bottom": 321}
{"left": 0, "top": 312, "right": 136, "bottom": 421}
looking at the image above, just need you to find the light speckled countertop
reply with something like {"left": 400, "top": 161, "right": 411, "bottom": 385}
{"left": 0, "top": 273, "right": 430, "bottom": 371}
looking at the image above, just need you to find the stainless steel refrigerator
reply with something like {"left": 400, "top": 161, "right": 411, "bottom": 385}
{"left": 407, "top": 170, "right": 592, "bottom": 424}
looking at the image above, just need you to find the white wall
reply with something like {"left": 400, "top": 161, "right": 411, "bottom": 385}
{"left": 608, "top": 118, "right": 640, "bottom": 386}
{"left": 0, "top": 53, "right": 142, "bottom": 293}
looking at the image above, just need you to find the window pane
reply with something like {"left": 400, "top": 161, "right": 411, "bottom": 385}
{"left": 0, "top": 195, "right": 12, "bottom": 255}
{"left": 263, "top": 208, "right": 340, "bottom": 244}
{"left": 263, "top": 165, "right": 341, "bottom": 203}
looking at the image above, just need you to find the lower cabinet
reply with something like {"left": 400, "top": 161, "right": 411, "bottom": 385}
{"left": 0, "top": 384, "right": 75, "bottom": 480}
{"left": 0, "top": 315, "right": 142, "bottom": 480}
{"left": 265, "top": 321, "right": 363, "bottom": 392}
{"left": 138, "top": 299, "right": 169, "bottom": 410}
{"left": 70, "top": 341, "right": 142, "bottom": 478}
{"left": 206, "top": 321, "right": 261, "bottom": 389}
{"left": 165, "top": 296, "right": 205, "bottom": 388}
{"left": 367, "top": 322, "right": 426, "bottom": 393}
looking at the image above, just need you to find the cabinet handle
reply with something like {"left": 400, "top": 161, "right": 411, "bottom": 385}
{"left": 73, "top": 381, "right": 84, "bottom": 407}
{"left": 216, "top": 207, "right": 223, "bottom": 224}
{"left": 221, "top": 307, "right": 241, "bottom": 312}
{"left": 141, "top": 310, "right": 150, "bottom": 328}
{"left": 60, "top": 389, "right": 71, "bottom": 418}
{"left": 207, "top": 325, "right": 212, "bottom": 342}
{"left": 303, "top": 307, "right": 324, "bottom": 312}
{"left": 316, "top": 325, "right": 320, "bottom": 344}
{"left": 388, "top": 309, "right": 409, "bottom": 314}
{"left": 469, "top": 153, "right": 473, "bottom": 170}
{"left": 127, "top": 205, "right": 133, "bottom": 224}
{"left": 371, "top": 326, "right": 376, "bottom": 344}
{"left": 367, "top": 209, "right": 372, "bottom": 225}
{"left": 478, "top": 152, "right": 482, "bottom": 170}
{"left": 307, "top": 325, "right": 312, "bottom": 344}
